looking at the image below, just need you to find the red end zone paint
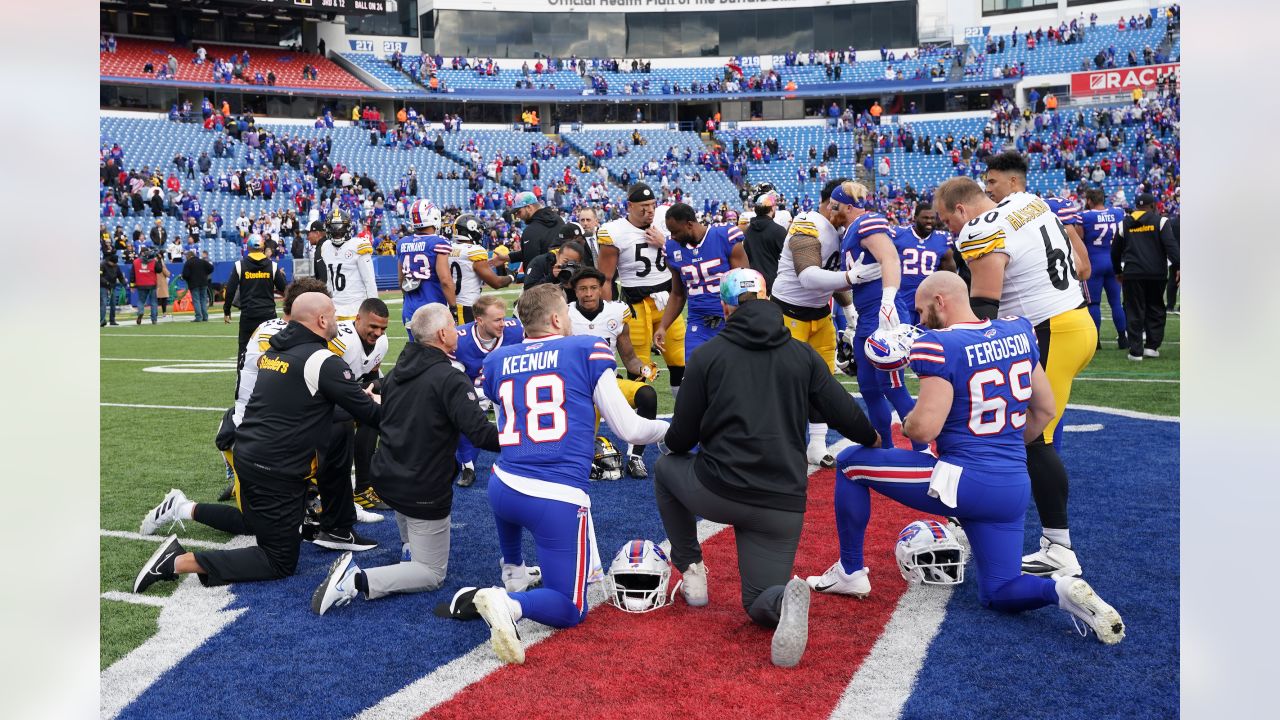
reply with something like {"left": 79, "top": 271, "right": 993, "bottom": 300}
{"left": 424, "top": 462, "right": 933, "bottom": 720}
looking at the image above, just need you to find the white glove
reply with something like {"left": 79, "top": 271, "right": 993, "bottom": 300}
{"left": 650, "top": 291, "right": 670, "bottom": 311}
{"left": 878, "top": 287, "right": 900, "bottom": 331}
{"left": 842, "top": 303, "right": 858, "bottom": 331}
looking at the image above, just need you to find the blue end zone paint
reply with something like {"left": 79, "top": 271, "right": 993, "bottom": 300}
{"left": 118, "top": 411, "right": 1177, "bottom": 719}
{"left": 903, "top": 409, "right": 1179, "bottom": 720}
{"left": 117, "top": 441, "right": 672, "bottom": 720}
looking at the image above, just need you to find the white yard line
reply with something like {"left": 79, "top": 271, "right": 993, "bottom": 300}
{"left": 100, "top": 591, "right": 169, "bottom": 608}
{"left": 100, "top": 402, "right": 226, "bottom": 412}
{"left": 1075, "top": 376, "right": 1179, "bottom": 384}
{"left": 100, "top": 529, "right": 232, "bottom": 550}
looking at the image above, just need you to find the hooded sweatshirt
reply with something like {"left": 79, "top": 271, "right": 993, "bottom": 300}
{"left": 664, "top": 299, "right": 877, "bottom": 512}
{"left": 743, "top": 213, "right": 787, "bottom": 291}
{"left": 234, "top": 322, "right": 381, "bottom": 477}
{"left": 371, "top": 341, "right": 500, "bottom": 520}
{"left": 509, "top": 206, "right": 564, "bottom": 272}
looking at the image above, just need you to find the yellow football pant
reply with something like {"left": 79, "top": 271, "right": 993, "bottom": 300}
{"left": 780, "top": 313, "right": 837, "bottom": 374}
{"left": 626, "top": 296, "right": 685, "bottom": 368}
{"left": 1035, "top": 307, "right": 1098, "bottom": 444}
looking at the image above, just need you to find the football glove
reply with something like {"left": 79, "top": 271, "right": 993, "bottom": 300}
{"left": 878, "top": 287, "right": 900, "bottom": 331}
{"left": 401, "top": 277, "right": 421, "bottom": 293}
{"left": 640, "top": 362, "right": 660, "bottom": 382}
{"left": 836, "top": 329, "right": 858, "bottom": 377}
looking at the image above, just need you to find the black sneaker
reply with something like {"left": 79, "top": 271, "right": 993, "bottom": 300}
{"left": 434, "top": 587, "right": 481, "bottom": 620}
{"left": 217, "top": 482, "right": 235, "bottom": 502}
{"left": 626, "top": 454, "right": 648, "bottom": 479}
{"left": 312, "top": 529, "right": 378, "bottom": 552}
{"left": 353, "top": 487, "right": 391, "bottom": 510}
{"left": 457, "top": 467, "right": 476, "bottom": 487}
{"left": 1116, "top": 338, "right": 1129, "bottom": 350}
{"left": 133, "top": 535, "right": 185, "bottom": 593}
{"left": 300, "top": 513, "right": 321, "bottom": 542}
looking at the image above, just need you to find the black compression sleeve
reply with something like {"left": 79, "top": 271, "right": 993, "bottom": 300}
{"left": 971, "top": 296, "right": 1000, "bottom": 320}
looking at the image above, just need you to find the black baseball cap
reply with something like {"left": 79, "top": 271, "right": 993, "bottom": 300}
{"left": 559, "top": 222, "right": 585, "bottom": 243}
{"left": 1135, "top": 192, "right": 1157, "bottom": 207}
{"left": 308, "top": 220, "right": 325, "bottom": 233}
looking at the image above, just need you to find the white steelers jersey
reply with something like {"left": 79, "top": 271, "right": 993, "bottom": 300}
{"left": 234, "top": 318, "right": 289, "bottom": 425}
{"left": 954, "top": 191, "right": 1087, "bottom": 325}
{"left": 569, "top": 300, "right": 631, "bottom": 352}
{"left": 771, "top": 210, "right": 843, "bottom": 309}
{"left": 596, "top": 217, "right": 669, "bottom": 290}
{"left": 449, "top": 242, "right": 490, "bottom": 307}
{"left": 329, "top": 319, "right": 389, "bottom": 380}
{"left": 319, "top": 236, "right": 377, "bottom": 316}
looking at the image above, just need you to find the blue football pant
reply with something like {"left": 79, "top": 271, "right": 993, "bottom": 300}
{"left": 684, "top": 317, "right": 722, "bottom": 364}
{"left": 488, "top": 478, "right": 590, "bottom": 629}
{"left": 855, "top": 332, "right": 927, "bottom": 451}
{"left": 1086, "top": 259, "right": 1127, "bottom": 340}
{"left": 834, "top": 446, "right": 1059, "bottom": 613}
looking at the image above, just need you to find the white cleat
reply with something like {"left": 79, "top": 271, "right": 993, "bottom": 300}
{"left": 806, "top": 443, "right": 835, "bottom": 468}
{"left": 771, "top": 578, "right": 811, "bottom": 668}
{"left": 1143, "top": 348, "right": 1160, "bottom": 358}
{"left": 354, "top": 503, "right": 384, "bottom": 523}
{"left": 474, "top": 588, "right": 525, "bottom": 664}
{"left": 140, "top": 488, "right": 188, "bottom": 535}
{"left": 806, "top": 562, "right": 870, "bottom": 598}
{"left": 1022, "top": 536, "right": 1083, "bottom": 578}
{"left": 501, "top": 562, "right": 543, "bottom": 592}
{"left": 310, "top": 551, "right": 361, "bottom": 616}
{"left": 1057, "top": 577, "right": 1125, "bottom": 645}
{"left": 680, "top": 562, "right": 709, "bottom": 607}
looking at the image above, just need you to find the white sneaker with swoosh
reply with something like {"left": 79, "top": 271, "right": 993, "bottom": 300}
{"left": 805, "top": 562, "right": 870, "bottom": 597}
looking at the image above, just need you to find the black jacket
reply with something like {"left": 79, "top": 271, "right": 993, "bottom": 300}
{"left": 371, "top": 342, "right": 500, "bottom": 520}
{"left": 743, "top": 214, "right": 787, "bottom": 291}
{"left": 664, "top": 300, "right": 877, "bottom": 513}
{"left": 224, "top": 250, "right": 286, "bottom": 317}
{"left": 100, "top": 259, "right": 125, "bottom": 289}
{"left": 1112, "top": 209, "right": 1179, "bottom": 279}
{"left": 510, "top": 206, "right": 563, "bottom": 271}
{"left": 235, "top": 322, "right": 381, "bottom": 477}
{"left": 181, "top": 255, "right": 215, "bottom": 289}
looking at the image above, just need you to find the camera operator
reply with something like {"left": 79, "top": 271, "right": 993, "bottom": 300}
{"left": 524, "top": 224, "right": 590, "bottom": 303}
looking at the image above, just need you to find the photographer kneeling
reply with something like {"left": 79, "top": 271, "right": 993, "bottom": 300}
{"left": 524, "top": 223, "right": 590, "bottom": 304}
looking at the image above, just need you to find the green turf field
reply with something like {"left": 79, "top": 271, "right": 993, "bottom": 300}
{"left": 98, "top": 292, "right": 1178, "bottom": 668}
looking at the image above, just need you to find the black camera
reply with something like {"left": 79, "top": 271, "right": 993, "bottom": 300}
{"left": 556, "top": 260, "right": 582, "bottom": 284}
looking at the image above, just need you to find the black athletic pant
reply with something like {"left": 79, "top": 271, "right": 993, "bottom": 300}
{"left": 192, "top": 458, "right": 308, "bottom": 586}
{"left": 352, "top": 422, "right": 378, "bottom": 494}
{"left": 236, "top": 312, "right": 277, "bottom": 370}
{"left": 654, "top": 453, "right": 804, "bottom": 629}
{"left": 315, "top": 420, "right": 358, "bottom": 532}
{"left": 1123, "top": 276, "right": 1168, "bottom": 357}
{"left": 1165, "top": 272, "right": 1178, "bottom": 311}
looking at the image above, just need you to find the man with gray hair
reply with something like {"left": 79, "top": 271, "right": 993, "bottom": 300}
{"left": 311, "top": 303, "right": 504, "bottom": 615}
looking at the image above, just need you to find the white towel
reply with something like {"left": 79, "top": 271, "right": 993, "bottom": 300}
{"left": 927, "top": 460, "right": 964, "bottom": 509}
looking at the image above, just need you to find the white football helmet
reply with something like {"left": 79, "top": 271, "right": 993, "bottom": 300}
{"left": 603, "top": 540, "right": 674, "bottom": 613}
{"left": 408, "top": 199, "right": 441, "bottom": 231}
{"left": 864, "top": 323, "right": 925, "bottom": 372}
{"left": 895, "top": 520, "right": 967, "bottom": 586}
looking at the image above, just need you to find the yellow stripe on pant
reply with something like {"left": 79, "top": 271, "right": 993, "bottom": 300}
{"left": 780, "top": 313, "right": 837, "bottom": 374}
{"left": 221, "top": 449, "right": 242, "bottom": 512}
{"left": 1036, "top": 306, "right": 1097, "bottom": 444}
{"left": 625, "top": 295, "right": 685, "bottom": 367}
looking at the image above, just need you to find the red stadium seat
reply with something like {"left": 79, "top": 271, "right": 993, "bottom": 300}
{"left": 100, "top": 38, "right": 372, "bottom": 93}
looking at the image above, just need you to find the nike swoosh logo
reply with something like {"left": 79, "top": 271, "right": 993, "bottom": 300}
{"left": 813, "top": 582, "right": 838, "bottom": 592}
{"left": 967, "top": 232, "right": 982, "bottom": 240}
{"left": 149, "top": 551, "right": 176, "bottom": 575}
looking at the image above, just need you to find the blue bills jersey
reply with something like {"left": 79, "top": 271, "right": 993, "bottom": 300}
{"left": 893, "top": 226, "right": 953, "bottom": 300}
{"left": 1081, "top": 207, "right": 1124, "bottom": 262}
{"left": 454, "top": 318, "right": 524, "bottom": 380}
{"left": 482, "top": 335, "right": 617, "bottom": 491}
{"left": 397, "top": 233, "right": 452, "bottom": 307}
{"left": 664, "top": 223, "right": 743, "bottom": 320}
{"left": 1045, "top": 196, "right": 1082, "bottom": 229}
{"left": 908, "top": 317, "right": 1041, "bottom": 467}
{"left": 841, "top": 211, "right": 897, "bottom": 335}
